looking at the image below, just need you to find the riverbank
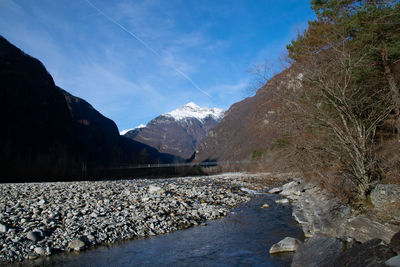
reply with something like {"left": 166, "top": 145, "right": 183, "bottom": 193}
{"left": 270, "top": 179, "right": 400, "bottom": 266}
{"left": 0, "top": 173, "right": 286, "bottom": 263}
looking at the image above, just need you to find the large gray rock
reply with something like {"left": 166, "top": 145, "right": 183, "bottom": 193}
{"left": 344, "top": 215, "right": 398, "bottom": 243}
{"left": 287, "top": 179, "right": 398, "bottom": 243}
{"left": 333, "top": 239, "right": 396, "bottom": 267}
{"left": 280, "top": 181, "right": 302, "bottom": 197}
{"left": 269, "top": 237, "right": 301, "bottom": 254}
{"left": 386, "top": 255, "right": 400, "bottom": 267}
{"left": 370, "top": 184, "right": 400, "bottom": 220}
{"left": 391, "top": 230, "right": 400, "bottom": 254}
{"left": 291, "top": 234, "right": 344, "bottom": 267}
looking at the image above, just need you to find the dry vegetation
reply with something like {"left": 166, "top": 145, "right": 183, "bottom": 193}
{"left": 247, "top": 0, "right": 400, "bottom": 205}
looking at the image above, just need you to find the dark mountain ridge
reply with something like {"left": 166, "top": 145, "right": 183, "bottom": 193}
{"left": 0, "top": 35, "right": 178, "bottom": 182}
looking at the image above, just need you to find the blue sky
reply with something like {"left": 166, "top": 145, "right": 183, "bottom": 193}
{"left": 0, "top": 0, "right": 314, "bottom": 132}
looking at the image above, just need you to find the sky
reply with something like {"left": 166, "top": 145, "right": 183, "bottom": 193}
{"left": 0, "top": 0, "right": 315, "bottom": 132}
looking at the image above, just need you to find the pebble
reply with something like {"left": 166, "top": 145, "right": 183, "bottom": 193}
{"left": 68, "top": 239, "right": 86, "bottom": 251}
{"left": 0, "top": 223, "right": 8, "bottom": 233}
{"left": 268, "top": 187, "right": 282, "bottom": 194}
{"left": 275, "top": 198, "right": 289, "bottom": 204}
{"left": 0, "top": 173, "right": 274, "bottom": 263}
{"left": 34, "top": 247, "right": 46, "bottom": 256}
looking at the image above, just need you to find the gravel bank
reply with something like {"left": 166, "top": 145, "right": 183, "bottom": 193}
{"left": 0, "top": 173, "right": 279, "bottom": 263}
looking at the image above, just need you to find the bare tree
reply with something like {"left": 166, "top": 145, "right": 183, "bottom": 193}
{"left": 289, "top": 39, "right": 393, "bottom": 201}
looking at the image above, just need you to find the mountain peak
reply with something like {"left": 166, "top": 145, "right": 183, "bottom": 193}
{"left": 184, "top": 102, "right": 200, "bottom": 109}
{"left": 123, "top": 102, "right": 225, "bottom": 159}
{"left": 164, "top": 102, "right": 224, "bottom": 122}
{"left": 120, "top": 124, "right": 145, "bottom": 135}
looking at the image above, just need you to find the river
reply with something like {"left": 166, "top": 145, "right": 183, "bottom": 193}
{"left": 14, "top": 192, "right": 303, "bottom": 267}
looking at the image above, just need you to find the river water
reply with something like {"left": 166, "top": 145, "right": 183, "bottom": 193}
{"left": 16, "top": 193, "right": 303, "bottom": 267}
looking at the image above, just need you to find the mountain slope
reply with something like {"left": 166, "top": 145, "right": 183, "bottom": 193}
{"left": 0, "top": 35, "right": 177, "bottom": 181}
{"left": 194, "top": 67, "right": 301, "bottom": 162}
{"left": 123, "top": 103, "right": 224, "bottom": 159}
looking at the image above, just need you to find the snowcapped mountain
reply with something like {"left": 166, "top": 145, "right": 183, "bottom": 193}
{"left": 164, "top": 102, "right": 224, "bottom": 122}
{"left": 119, "top": 124, "right": 145, "bottom": 135}
{"left": 122, "top": 103, "right": 224, "bottom": 160}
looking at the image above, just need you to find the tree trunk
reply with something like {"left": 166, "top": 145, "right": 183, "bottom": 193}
{"left": 382, "top": 49, "right": 400, "bottom": 139}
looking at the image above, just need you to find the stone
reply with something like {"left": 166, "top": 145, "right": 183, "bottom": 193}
{"left": 261, "top": 204, "right": 270, "bottom": 209}
{"left": 275, "top": 198, "right": 289, "bottom": 204}
{"left": 268, "top": 187, "right": 282, "bottom": 194}
{"left": 34, "top": 247, "right": 46, "bottom": 256}
{"left": 280, "top": 181, "right": 302, "bottom": 197}
{"left": 28, "top": 253, "right": 39, "bottom": 260}
{"left": 68, "top": 239, "right": 86, "bottom": 251}
{"left": 27, "top": 231, "right": 43, "bottom": 242}
{"left": 0, "top": 223, "right": 8, "bottom": 233}
{"left": 291, "top": 234, "right": 344, "bottom": 267}
{"left": 391, "top": 230, "right": 400, "bottom": 254}
{"left": 148, "top": 185, "right": 165, "bottom": 195}
{"left": 38, "top": 198, "right": 47, "bottom": 205}
{"left": 0, "top": 174, "right": 256, "bottom": 262}
{"left": 333, "top": 239, "right": 396, "bottom": 266}
{"left": 269, "top": 237, "right": 301, "bottom": 254}
{"left": 344, "top": 215, "right": 398, "bottom": 243}
{"left": 370, "top": 184, "right": 400, "bottom": 220}
{"left": 386, "top": 255, "right": 400, "bottom": 267}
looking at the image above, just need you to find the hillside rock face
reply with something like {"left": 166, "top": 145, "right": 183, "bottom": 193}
{"left": 194, "top": 67, "right": 302, "bottom": 162}
{"left": 0, "top": 35, "right": 176, "bottom": 181}
{"left": 123, "top": 103, "right": 224, "bottom": 160}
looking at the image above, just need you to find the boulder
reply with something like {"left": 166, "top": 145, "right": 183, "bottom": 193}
{"left": 280, "top": 181, "right": 302, "bottom": 198}
{"left": 261, "top": 204, "right": 270, "bottom": 209}
{"left": 333, "top": 239, "right": 396, "bottom": 266}
{"left": 68, "top": 239, "right": 86, "bottom": 251}
{"left": 386, "top": 255, "right": 400, "bottom": 267}
{"left": 344, "top": 215, "right": 398, "bottom": 243}
{"left": 291, "top": 234, "right": 344, "bottom": 267}
{"left": 269, "top": 237, "right": 301, "bottom": 254}
{"left": 391, "top": 230, "right": 400, "bottom": 254}
{"left": 370, "top": 184, "right": 400, "bottom": 220}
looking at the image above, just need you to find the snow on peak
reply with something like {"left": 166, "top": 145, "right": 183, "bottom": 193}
{"left": 164, "top": 102, "right": 224, "bottom": 122}
{"left": 120, "top": 124, "right": 146, "bottom": 135}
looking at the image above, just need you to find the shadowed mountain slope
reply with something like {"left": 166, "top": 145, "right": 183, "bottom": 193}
{"left": 0, "top": 35, "right": 177, "bottom": 182}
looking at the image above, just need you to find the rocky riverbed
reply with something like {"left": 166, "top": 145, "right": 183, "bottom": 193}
{"left": 0, "top": 173, "right": 284, "bottom": 263}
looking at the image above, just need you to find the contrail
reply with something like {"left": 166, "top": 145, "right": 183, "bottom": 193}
{"left": 84, "top": 0, "right": 211, "bottom": 97}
